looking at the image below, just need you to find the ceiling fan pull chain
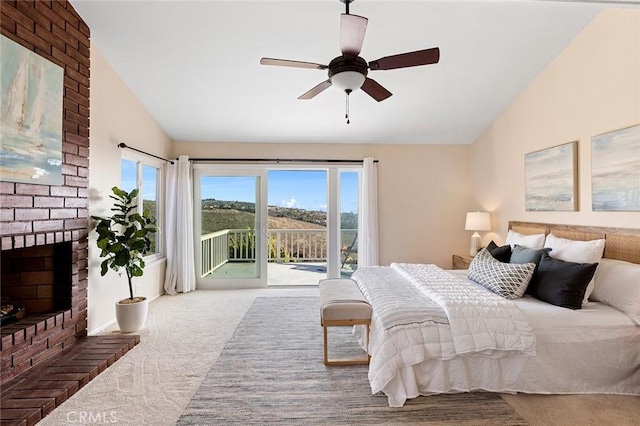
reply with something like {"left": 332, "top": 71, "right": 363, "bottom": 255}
{"left": 345, "top": 90, "right": 351, "bottom": 124}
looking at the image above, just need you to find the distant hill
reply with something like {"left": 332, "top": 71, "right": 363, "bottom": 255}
{"left": 201, "top": 199, "right": 357, "bottom": 233}
{"left": 201, "top": 207, "right": 325, "bottom": 235}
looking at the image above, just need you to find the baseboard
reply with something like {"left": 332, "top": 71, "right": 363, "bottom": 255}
{"left": 88, "top": 318, "right": 117, "bottom": 336}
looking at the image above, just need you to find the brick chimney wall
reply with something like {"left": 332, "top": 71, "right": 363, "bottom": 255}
{"left": 0, "top": 0, "right": 90, "bottom": 383}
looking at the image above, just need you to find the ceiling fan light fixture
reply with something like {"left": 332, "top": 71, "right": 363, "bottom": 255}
{"left": 330, "top": 71, "right": 365, "bottom": 93}
{"left": 260, "top": 0, "right": 440, "bottom": 109}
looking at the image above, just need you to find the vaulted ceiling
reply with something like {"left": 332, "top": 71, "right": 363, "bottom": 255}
{"left": 70, "top": 1, "right": 618, "bottom": 144}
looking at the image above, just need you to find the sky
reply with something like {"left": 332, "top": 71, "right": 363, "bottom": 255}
{"left": 121, "top": 159, "right": 157, "bottom": 200}
{"left": 200, "top": 170, "right": 359, "bottom": 213}
{"left": 122, "top": 162, "right": 360, "bottom": 213}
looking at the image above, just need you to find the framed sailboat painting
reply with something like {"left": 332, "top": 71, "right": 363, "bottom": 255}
{"left": 1, "top": 35, "right": 64, "bottom": 185}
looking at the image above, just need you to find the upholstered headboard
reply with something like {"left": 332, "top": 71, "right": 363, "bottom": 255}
{"left": 508, "top": 221, "right": 640, "bottom": 265}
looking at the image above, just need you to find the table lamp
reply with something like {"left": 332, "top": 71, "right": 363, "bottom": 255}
{"left": 465, "top": 212, "right": 491, "bottom": 256}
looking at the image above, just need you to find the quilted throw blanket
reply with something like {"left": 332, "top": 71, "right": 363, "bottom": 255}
{"left": 352, "top": 266, "right": 449, "bottom": 330}
{"left": 391, "top": 263, "right": 536, "bottom": 356}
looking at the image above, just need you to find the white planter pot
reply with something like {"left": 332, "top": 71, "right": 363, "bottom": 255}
{"left": 115, "top": 297, "right": 148, "bottom": 333}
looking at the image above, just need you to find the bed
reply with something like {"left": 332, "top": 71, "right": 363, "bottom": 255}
{"left": 352, "top": 221, "right": 640, "bottom": 407}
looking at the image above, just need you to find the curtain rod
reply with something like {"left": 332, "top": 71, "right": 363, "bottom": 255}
{"left": 118, "top": 143, "right": 378, "bottom": 164}
{"left": 118, "top": 143, "right": 175, "bottom": 164}
{"left": 188, "top": 158, "right": 378, "bottom": 164}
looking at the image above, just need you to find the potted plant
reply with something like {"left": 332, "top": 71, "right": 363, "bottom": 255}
{"left": 92, "top": 187, "right": 158, "bottom": 333}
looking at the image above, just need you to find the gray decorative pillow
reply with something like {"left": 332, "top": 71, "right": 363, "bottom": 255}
{"left": 467, "top": 248, "right": 536, "bottom": 299}
{"left": 510, "top": 245, "right": 551, "bottom": 265}
{"left": 510, "top": 245, "right": 552, "bottom": 295}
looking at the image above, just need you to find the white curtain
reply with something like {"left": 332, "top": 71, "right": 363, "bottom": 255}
{"left": 164, "top": 155, "right": 196, "bottom": 294}
{"left": 359, "top": 157, "right": 379, "bottom": 267}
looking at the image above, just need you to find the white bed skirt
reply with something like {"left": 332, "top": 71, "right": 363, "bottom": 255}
{"left": 379, "top": 327, "right": 640, "bottom": 407}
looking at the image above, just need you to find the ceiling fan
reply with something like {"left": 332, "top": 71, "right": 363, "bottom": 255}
{"left": 260, "top": 0, "right": 440, "bottom": 123}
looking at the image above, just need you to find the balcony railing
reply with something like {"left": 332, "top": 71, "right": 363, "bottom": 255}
{"left": 200, "top": 228, "right": 357, "bottom": 278}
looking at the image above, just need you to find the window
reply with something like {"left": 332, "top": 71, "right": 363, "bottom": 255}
{"left": 121, "top": 154, "right": 163, "bottom": 257}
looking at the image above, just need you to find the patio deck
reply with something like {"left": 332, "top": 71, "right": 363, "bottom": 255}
{"left": 208, "top": 262, "right": 355, "bottom": 286}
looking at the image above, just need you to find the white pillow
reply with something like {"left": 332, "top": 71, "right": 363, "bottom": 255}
{"left": 544, "top": 233, "right": 605, "bottom": 303}
{"left": 591, "top": 258, "right": 640, "bottom": 325}
{"left": 505, "top": 230, "right": 545, "bottom": 250}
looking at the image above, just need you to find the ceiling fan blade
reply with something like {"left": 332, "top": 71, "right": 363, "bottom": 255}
{"left": 369, "top": 47, "right": 440, "bottom": 71}
{"left": 298, "top": 79, "right": 332, "bottom": 100}
{"left": 340, "top": 14, "right": 368, "bottom": 56}
{"left": 361, "top": 78, "right": 392, "bottom": 102}
{"left": 260, "top": 58, "right": 328, "bottom": 70}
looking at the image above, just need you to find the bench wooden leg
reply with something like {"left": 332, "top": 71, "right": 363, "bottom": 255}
{"left": 323, "top": 322, "right": 370, "bottom": 366}
{"left": 323, "top": 324, "right": 329, "bottom": 365}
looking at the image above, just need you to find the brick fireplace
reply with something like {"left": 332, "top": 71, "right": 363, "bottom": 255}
{"left": 0, "top": 0, "right": 91, "bottom": 385}
{"left": 0, "top": 2, "right": 138, "bottom": 424}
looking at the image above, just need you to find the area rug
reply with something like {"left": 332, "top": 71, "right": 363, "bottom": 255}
{"left": 177, "top": 297, "right": 527, "bottom": 425}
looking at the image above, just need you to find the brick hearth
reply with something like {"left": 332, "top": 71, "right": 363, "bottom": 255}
{"left": 0, "top": 335, "right": 139, "bottom": 426}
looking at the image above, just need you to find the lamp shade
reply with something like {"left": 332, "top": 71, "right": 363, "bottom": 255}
{"left": 330, "top": 71, "right": 366, "bottom": 92}
{"left": 465, "top": 212, "right": 491, "bottom": 231}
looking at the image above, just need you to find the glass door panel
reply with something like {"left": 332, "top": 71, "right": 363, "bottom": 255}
{"left": 194, "top": 168, "right": 267, "bottom": 288}
{"left": 266, "top": 170, "right": 327, "bottom": 286}
{"left": 339, "top": 170, "right": 359, "bottom": 277}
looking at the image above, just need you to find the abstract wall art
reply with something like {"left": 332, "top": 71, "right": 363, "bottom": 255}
{"left": 525, "top": 141, "right": 578, "bottom": 211}
{"left": 591, "top": 124, "right": 640, "bottom": 211}
{"left": 1, "top": 35, "right": 64, "bottom": 185}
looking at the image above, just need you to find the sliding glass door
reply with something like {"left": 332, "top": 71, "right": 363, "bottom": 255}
{"left": 193, "top": 164, "right": 359, "bottom": 289}
{"left": 194, "top": 167, "right": 267, "bottom": 288}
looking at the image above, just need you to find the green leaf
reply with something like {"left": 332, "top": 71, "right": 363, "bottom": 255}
{"left": 112, "top": 187, "right": 128, "bottom": 198}
{"left": 114, "top": 250, "right": 130, "bottom": 266}
{"left": 133, "top": 229, "right": 148, "bottom": 238}
{"left": 100, "top": 259, "right": 109, "bottom": 276}
{"left": 131, "top": 266, "right": 144, "bottom": 277}
{"left": 97, "top": 238, "right": 109, "bottom": 250}
{"left": 107, "top": 243, "right": 122, "bottom": 253}
{"left": 130, "top": 240, "right": 147, "bottom": 252}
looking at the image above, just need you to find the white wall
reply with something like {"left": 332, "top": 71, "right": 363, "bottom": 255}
{"left": 88, "top": 46, "right": 172, "bottom": 334}
{"left": 172, "top": 142, "right": 472, "bottom": 268}
{"left": 471, "top": 8, "right": 640, "bottom": 244}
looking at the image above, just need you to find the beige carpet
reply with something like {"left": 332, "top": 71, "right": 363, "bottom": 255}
{"left": 39, "top": 288, "right": 640, "bottom": 425}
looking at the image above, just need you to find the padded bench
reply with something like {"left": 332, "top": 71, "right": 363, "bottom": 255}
{"left": 319, "top": 278, "right": 372, "bottom": 366}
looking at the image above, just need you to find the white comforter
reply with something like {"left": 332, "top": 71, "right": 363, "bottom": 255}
{"left": 352, "top": 264, "right": 536, "bottom": 406}
{"left": 392, "top": 263, "right": 536, "bottom": 356}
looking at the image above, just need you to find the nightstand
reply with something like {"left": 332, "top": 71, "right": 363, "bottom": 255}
{"left": 451, "top": 254, "right": 473, "bottom": 270}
